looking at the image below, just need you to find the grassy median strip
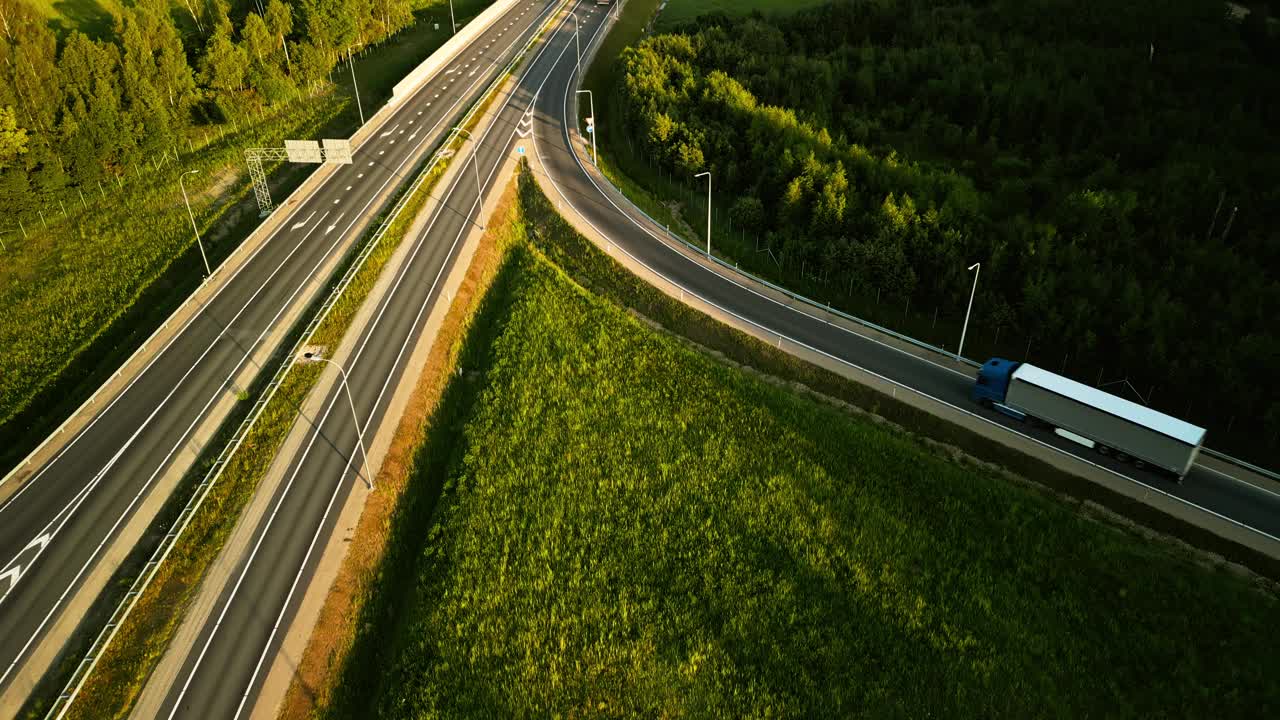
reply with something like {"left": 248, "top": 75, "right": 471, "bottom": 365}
{"left": 42, "top": 75, "right": 510, "bottom": 720}
{"left": 322, "top": 164, "right": 1280, "bottom": 717}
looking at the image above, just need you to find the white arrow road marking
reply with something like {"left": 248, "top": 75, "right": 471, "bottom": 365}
{"left": 0, "top": 566, "right": 20, "bottom": 594}
{"left": 379, "top": 123, "right": 400, "bottom": 138}
{"left": 0, "top": 533, "right": 51, "bottom": 594}
{"left": 325, "top": 211, "right": 346, "bottom": 235}
{"left": 290, "top": 211, "right": 316, "bottom": 231}
{"left": 409, "top": 131, "right": 418, "bottom": 140}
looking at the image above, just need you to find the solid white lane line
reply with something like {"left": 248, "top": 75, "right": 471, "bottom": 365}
{"left": 166, "top": 1, "right": 570, "bottom": 713}
{"left": 1196, "top": 464, "right": 1280, "bottom": 501}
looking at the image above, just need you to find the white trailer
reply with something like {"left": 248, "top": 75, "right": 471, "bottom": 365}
{"left": 1004, "top": 364, "right": 1206, "bottom": 478}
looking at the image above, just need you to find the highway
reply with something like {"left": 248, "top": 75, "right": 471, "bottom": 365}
{"left": 152, "top": 2, "right": 601, "bottom": 717}
{"left": 0, "top": 0, "right": 557, "bottom": 707}
{"left": 528, "top": 5, "right": 1280, "bottom": 542}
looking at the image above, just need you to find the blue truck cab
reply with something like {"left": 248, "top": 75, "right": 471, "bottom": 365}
{"left": 972, "top": 357, "right": 1018, "bottom": 406}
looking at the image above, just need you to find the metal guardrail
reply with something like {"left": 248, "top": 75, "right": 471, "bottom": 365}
{"left": 40, "top": 4, "right": 570, "bottom": 716}
{"left": 598, "top": 176, "right": 1280, "bottom": 483}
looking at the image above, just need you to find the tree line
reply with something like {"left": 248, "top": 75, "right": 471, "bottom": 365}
{"left": 614, "top": 0, "right": 1280, "bottom": 450}
{"left": 0, "top": 0, "right": 416, "bottom": 217}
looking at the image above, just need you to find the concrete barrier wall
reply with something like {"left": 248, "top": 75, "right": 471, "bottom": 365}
{"left": 390, "top": 0, "right": 522, "bottom": 104}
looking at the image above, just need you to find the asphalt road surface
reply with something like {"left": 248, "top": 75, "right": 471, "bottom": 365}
{"left": 528, "top": 6, "right": 1280, "bottom": 542}
{"left": 154, "top": 3, "right": 597, "bottom": 718}
{"left": 0, "top": 0, "right": 557, "bottom": 705}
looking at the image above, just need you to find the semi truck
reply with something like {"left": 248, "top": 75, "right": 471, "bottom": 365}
{"left": 971, "top": 358, "right": 1206, "bottom": 480}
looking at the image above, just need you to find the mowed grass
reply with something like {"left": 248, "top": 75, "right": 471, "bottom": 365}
{"left": 336, "top": 179, "right": 1280, "bottom": 718}
{"left": 21, "top": 0, "right": 124, "bottom": 38}
{"left": 654, "top": 0, "right": 831, "bottom": 30}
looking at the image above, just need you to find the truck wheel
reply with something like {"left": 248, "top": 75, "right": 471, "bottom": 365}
{"left": 1096, "top": 444, "right": 1111, "bottom": 457}
{"left": 1134, "top": 459, "right": 1147, "bottom": 470}
{"left": 980, "top": 398, "right": 993, "bottom": 410}
{"left": 1115, "top": 451, "right": 1131, "bottom": 463}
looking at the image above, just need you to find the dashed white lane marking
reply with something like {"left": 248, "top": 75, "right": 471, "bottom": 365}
{"left": 290, "top": 211, "right": 316, "bottom": 231}
{"left": 378, "top": 150, "right": 385, "bottom": 155}
{"left": 345, "top": 185, "right": 352, "bottom": 191}
{"left": 325, "top": 212, "right": 346, "bottom": 234}
{"left": 332, "top": 199, "right": 340, "bottom": 205}
{"left": 398, "top": 129, "right": 405, "bottom": 134}
{"left": 357, "top": 173, "right": 364, "bottom": 179}
{"left": 408, "top": 120, "right": 415, "bottom": 125}
{"left": 389, "top": 139, "right": 396, "bottom": 145}
{"left": 368, "top": 161, "right": 374, "bottom": 167}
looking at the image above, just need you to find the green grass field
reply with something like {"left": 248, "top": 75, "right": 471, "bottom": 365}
{"left": 325, "top": 169, "right": 1280, "bottom": 719}
{"left": 21, "top": 0, "right": 124, "bottom": 38}
{"left": 654, "top": 0, "right": 831, "bottom": 30}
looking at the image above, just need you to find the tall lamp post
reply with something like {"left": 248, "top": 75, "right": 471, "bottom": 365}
{"left": 569, "top": 12, "right": 580, "bottom": 70}
{"left": 452, "top": 126, "right": 485, "bottom": 213}
{"left": 301, "top": 352, "right": 374, "bottom": 490}
{"left": 576, "top": 90, "right": 596, "bottom": 165}
{"left": 449, "top": 0, "right": 457, "bottom": 33}
{"left": 348, "top": 44, "right": 365, "bottom": 126}
{"left": 957, "top": 262, "right": 980, "bottom": 361}
{"left": 695, "top": 171, "right": 711, "bottom": 256}
{"left": 180, "top": 170, "right": 211, "bottom": 277}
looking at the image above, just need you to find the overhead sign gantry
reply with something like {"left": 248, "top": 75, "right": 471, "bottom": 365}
{"left": 246, "top": 138, "right": 354, "bottom": 214}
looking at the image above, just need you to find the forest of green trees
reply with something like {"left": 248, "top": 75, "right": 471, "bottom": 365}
{"left": 0, "top": 0, "right": 417, "bottom": 217}
{"left": 614, "top": 0, "right": 1280, "bottom": 453}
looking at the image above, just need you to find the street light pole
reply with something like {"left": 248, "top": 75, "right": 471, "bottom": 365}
{"left": 958, "top": 262, "right": 980, "bottom": 361}
{"left": 348, "top": 45, "right": 365, "bottom": 126}
{"left": 302, "top": 352, "right": 375, "bottom": 490}
{"left": 695, "top": 171, "right": 711, "bottom": 256}
{"left": 453, "top": 126, "right": 485, "bottom": 223}
{"left": 570, "top": 12, "right": 580, "bottom": 70}
{"left": 449, "top": 0, "right": 457, "bottom": 33}
{"left": 576, "top": 90, "right": 596, "bottom": 165}
{"left": 180, "top": 170, "right": 211, "bottom": 277}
